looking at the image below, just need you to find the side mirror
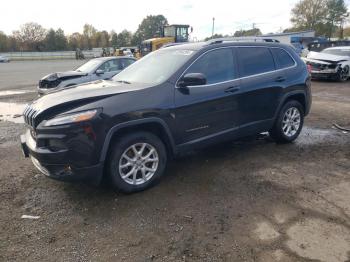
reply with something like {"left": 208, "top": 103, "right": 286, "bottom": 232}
{"left": 95, "top": 69, "right": 104, "bottom": 75}
{"left": 178, "top": 73, "right": 206, "bottom": 87}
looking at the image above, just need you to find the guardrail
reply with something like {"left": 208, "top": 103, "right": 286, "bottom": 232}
{"left": 0, "top": 50, "right": 103, "bottom": 61}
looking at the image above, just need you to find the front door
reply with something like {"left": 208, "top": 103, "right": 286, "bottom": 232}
{"left": 174, "top": 48, "right": 241, "bottom": 145}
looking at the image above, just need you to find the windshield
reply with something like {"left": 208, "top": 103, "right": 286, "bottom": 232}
{"left": 164, "top": 26, "right": 176, "bottom": 37}
{"left": 322, "top": 48, "right": 350, "bottom": 57}
{"left": 112, "top": 49, "right": 195, "bottom": 85}
{"left": 75, "top": 59, "right": 101, "bottom": 72}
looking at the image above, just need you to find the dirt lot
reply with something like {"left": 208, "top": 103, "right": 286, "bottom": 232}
{"left": 0, "top": 61, "right": 349, "bottom": 262}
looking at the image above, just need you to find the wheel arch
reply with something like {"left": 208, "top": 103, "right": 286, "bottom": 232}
{"left": 100, "top": 118, "right": 176, "bottom": 163}
{"left": 276, "top": 91, "right": 307, "bottom": 118}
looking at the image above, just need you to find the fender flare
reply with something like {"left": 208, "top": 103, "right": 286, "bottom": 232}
{"left": 99, "top": 117, "right": 176, "bottom": 162}
{"left": 274, "top": 90, "right": 307, "bottom": 119}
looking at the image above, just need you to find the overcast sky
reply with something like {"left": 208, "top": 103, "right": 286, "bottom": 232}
{"left": 1, "top": 0, "right": 349, "bottom": 39}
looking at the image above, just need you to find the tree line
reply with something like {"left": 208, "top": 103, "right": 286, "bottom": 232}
{"left": 0, "top": 15, "right": 168, "bottom": 52}
{"left": 0, "top": 0, "right": 349, "bottom": 52}
{"left": 286, "top": 0, "right": 349, "bottom": 38}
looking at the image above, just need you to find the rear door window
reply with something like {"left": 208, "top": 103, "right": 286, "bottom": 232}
{"left": 98, "top": 60, "right": 122, "bottom": 72}
{"left": 271, "top": 48, "right": 295, "bottom": 69}
{"left": 237, "top": 47, "right": 275, "bottom": 77}
{"left": 185, "top": 48, "right": 235, "bottom": 84}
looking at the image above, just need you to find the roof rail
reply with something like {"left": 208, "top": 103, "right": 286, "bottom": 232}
{"left": 207, "top": 37, "right": 280, "bottom": 45}
{"left": 160, "top": 42, "right": 188, "bottom": 49}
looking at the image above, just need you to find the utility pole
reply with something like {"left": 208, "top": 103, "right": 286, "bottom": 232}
{"left": 212, "top": 17, "right": 215, "bottom": 37}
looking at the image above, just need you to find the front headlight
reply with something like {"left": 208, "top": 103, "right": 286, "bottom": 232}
{"left": 44, "top": 109, "right": 98, "bottom": 127}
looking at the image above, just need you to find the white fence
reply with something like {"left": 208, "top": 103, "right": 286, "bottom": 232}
{"left": 0, "top": 50, "right": 103, "bottom": 61}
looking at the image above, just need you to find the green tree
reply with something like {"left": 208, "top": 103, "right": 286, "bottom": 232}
{"left": 55, "top": 28, "right": 67, "bottom": 50}
{"left": 68, "top": 32, "right": 83, "bottom": 50}
{"left": 204, "top": 34, "right": 224, "bottom": 41}
{"left": 83, "top": 24, "right": 97, "bottom": 49}
{"left": 110, "top": 31, "right": 118, "bottom": 47}
{"left": 133, "top": 15, "right": 168, "bottom": 45}
{"left": 0, "top": 31, "right": 8, "bottom": 52}
{"left": 43, "top": 29, "right": 56, "bottom": 50}
{"left": 290, "top": 0, "right": 349, "bottom": 37}
{"left": 6, "top": 36, "right": 19, "bottom": 51}
{"left": 326, "top": 0, "right": 349, "bottom": 38}
{"left": 233, "top": 28, "right": 262, "bottom": 37}
{"left": 43, "top": 28, "right": 67, "bottom": 51}
{"left": 13, "top": 22, "right": 47, "bottom": 51}
{"left": 290, "top": 0, "right": 328, "bottom": 34}
{"left": 97, "top": 30, "right": 109, "bottom": 47}
{"left": 343, "top": 26, "right": 350, "bottom": 37}
{"left": 116, "top": 30, "right": 133, "bottom": 47}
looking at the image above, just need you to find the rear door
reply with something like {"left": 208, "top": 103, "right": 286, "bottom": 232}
{"left": 174, "top": 48, "right": 241, "bottom": 144}
{"left": 236, "top": 46, "right": 286, "bottom": 130}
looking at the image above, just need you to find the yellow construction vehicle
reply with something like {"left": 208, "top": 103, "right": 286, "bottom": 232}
{"left": 140, "top": 24, "right": 190, "bottom": 56}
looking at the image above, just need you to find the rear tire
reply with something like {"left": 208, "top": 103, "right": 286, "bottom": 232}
{"left": 269, "top": 100, "right": 304, "bottom": 143}
{"left": 107, "top": 132, "right": 167, "bottom": 193}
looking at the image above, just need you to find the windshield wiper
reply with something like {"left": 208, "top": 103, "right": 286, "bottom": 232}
{"left": 115, "top": 80, "right": 131, "bottom": 84}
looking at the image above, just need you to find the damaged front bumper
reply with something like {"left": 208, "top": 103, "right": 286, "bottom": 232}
{"left": 303, "top": 57, "right": 342, "bottom": 79}
{"left": 20, "top": 129, "right": 103, "bottom": 185}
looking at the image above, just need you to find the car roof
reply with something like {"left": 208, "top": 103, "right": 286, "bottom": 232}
{"left": 164, "top": 41, "right": 292, "bottom": 52}
{"left": 92, "top": 56, "right": 135, "bottom": 62}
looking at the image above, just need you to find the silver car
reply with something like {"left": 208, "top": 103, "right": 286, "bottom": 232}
{"left": 38, "top": 56, "right": 136, "bottom": 95}
{"left": 0, "top": 55, "right": 10, "bottom": 62}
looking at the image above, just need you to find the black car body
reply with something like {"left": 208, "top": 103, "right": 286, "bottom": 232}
{"left": 21, "top": 40, "right": 311, "bottom": 192}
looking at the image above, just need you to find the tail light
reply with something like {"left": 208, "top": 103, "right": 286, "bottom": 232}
{"left": 307, "top": 64, "right": 312, "bottom": 74}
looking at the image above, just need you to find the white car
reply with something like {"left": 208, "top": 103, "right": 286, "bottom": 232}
{"left": 303, "top": 46, "right": 350, "bottom": 81}
{"left": 38, "top": 56, "right": 136, "bottom": 95}
{"left": 0, "top": 55, "right": 10, "bottom": 62}
{"left": 123, "top": 50, "right": 134, "bottom": 57}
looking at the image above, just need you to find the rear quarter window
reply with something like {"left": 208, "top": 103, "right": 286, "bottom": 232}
{"left": 237, "top": 47, "right": 275, "bottom": 77}
{"left": 271, "top": 48, "right": 295, "bottom": 69}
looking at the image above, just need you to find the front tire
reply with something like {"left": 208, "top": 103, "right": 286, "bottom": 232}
{"left": 337, "top": 66, "right": 349, "bottom": 82}
{"left": 269, "top": 100, "right": 304, "bottom": 143}
{"left": 107, "top": 132, "right": 167, "bottom": 193}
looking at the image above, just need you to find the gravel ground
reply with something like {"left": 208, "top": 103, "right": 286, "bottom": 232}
{"left": 0, "top": 61, "right": 349, "bottom": 262}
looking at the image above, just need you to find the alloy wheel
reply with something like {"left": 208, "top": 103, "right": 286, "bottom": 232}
{"left": 282, "top": 107, "right": 301, "bottom": 137}
{"left": 119, "top": 143, "right": 159, "bottom": 185}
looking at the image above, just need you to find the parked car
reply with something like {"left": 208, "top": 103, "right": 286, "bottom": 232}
{"left": 0, "top": 55, "right": 10, "bottom": 62}
{"left": 303, "top": 46, "right": 350, "bottom": 81}
{"left": 38, "top": 56, "right": 136, "bottom": 95}
{"left": 21, "top": 40, "right": 311, "bottom": 193}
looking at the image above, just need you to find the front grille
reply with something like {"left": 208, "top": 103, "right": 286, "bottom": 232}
{"left": 23, "top": 105, "right": 40, "bottom": 128}
{"left": 307, "top": 61, "right": 338, "bottom": 70}
{"left": 39, "top": 79, "right": 61, "bottom": 89}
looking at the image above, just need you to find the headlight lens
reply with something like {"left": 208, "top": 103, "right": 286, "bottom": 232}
{"left": 44, "top": 109, "right": 98, "bottom": 127}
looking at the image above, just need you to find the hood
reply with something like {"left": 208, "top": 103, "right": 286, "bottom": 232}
{"left": 41, "top": 71, "right": 87, "bottom": 81}
{"left": 30, "top": 80, "right": 147, "bottom": 114}
{"left": 306, "top": 51, "right": 348, "bottom": 63}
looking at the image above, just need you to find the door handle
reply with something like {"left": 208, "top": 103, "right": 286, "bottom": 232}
{"left": 275, "top": 76, "right": 286, "bottom": 82}
{"left": 225, "top": 86, "right": 240, "bottom": 93}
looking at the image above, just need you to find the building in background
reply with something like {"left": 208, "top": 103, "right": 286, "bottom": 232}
{"left": 261, "top": 30, "right": 316, "bottom": 45}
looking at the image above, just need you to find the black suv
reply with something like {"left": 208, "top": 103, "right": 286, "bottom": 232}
{"left": 21, "top": 39, "right": 311, "bottom": 193}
